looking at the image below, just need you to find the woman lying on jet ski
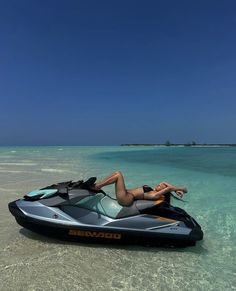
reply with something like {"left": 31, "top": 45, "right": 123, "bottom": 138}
{"left": 92, "top": 171, "right": 187, "bottom": 207}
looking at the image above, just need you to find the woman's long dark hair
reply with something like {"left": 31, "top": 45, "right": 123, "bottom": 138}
{"left": 165, "top": 192, "right": 185, "bottom": 204}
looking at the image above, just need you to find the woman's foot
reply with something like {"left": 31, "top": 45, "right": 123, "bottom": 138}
{"left": 81, "top": 177, "right": 102, "bottom": 192}
{"left": 93, "top": 184, "right": 101, "bottom": 191}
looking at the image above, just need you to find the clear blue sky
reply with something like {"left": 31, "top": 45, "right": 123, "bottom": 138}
{"left": 1, "top": 0, "right": 236, "bottom": 145}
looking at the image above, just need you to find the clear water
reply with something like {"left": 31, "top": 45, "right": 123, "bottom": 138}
{"left": 0, "top": 146, "right": 235, "bottom": 291}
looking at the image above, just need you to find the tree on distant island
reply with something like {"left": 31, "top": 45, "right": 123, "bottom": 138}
{"left": 165, "top": 140, "right": 171, "bottom": 146}
{"left": 184, "top": 141, "right": 197, "bottom": 146}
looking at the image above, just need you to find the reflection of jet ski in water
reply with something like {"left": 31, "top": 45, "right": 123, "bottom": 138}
{"left": 8, "top": 177, "right": 203, "bottom": 247}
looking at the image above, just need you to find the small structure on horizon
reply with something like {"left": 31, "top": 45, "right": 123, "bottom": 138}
{"left": 165, "top": 140, "right": 171, "bottom": 146}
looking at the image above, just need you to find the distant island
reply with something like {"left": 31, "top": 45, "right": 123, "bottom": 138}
{"left": 121, "top": 142, "right": 236, "bottom": 147}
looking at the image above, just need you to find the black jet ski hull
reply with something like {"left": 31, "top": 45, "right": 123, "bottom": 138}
{"left": 9, "top": 200, "right": 203, "bottom": 247}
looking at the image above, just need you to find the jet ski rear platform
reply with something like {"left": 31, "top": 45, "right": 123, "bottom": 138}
{"left": 8, "top": 180, "right": 203, "bottom": 247}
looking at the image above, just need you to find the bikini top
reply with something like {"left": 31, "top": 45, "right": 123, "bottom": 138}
{"left": 143, "top": 185, "right": 153, "bottom": 193}
{"left": 143, "top": 185, "right": 165, "bottom": 205}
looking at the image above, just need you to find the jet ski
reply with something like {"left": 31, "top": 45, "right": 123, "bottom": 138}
{"left": 8, "top": 178, "right": 203, "bottom": 247}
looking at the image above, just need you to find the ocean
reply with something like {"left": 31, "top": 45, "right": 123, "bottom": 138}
{"left": 0, "top": 146, "right": 235, "bottom": 291}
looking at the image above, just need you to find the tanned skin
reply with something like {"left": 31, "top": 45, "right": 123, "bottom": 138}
{"left": 94, "top": 171, "right": 187, "bottom": 206}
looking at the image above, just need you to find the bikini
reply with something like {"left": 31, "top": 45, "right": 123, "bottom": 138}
{"left": 143, "top": 184, "right": 167, "bottom": 204}
{"left": 127, "top": 185, "right": 155, "bottom": 203}
{"left": 142, "top": 185, "right": 153, "bottom": 193}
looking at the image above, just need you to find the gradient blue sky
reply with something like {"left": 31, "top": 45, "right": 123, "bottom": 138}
{"left": 1, "top": 0, "right": 236, "bottom": 145}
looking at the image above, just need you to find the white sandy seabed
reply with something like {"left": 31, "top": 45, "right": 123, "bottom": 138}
{"left": 0, "top": 146, "right": 236, "bottom": 291}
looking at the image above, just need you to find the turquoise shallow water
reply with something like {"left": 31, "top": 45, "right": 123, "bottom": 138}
{"left": 0, "top": 146, "right": 235, "bottom": 291}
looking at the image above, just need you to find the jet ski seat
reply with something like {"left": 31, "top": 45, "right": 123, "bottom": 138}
{"left": 76, "top": 193, "right": 159, "bottom": 219}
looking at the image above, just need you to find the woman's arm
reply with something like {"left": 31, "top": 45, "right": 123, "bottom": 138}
{"left": 143, "top": 186, "right": 173, "bottom": 201}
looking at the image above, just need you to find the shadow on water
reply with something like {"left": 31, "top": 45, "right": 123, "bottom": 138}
{"left": 19, "top": 228, "right": 208, "bottom": 255}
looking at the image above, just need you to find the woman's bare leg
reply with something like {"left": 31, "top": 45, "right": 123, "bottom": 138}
{"left": 95, "top": 171, "right": 134, "bottom": 206}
